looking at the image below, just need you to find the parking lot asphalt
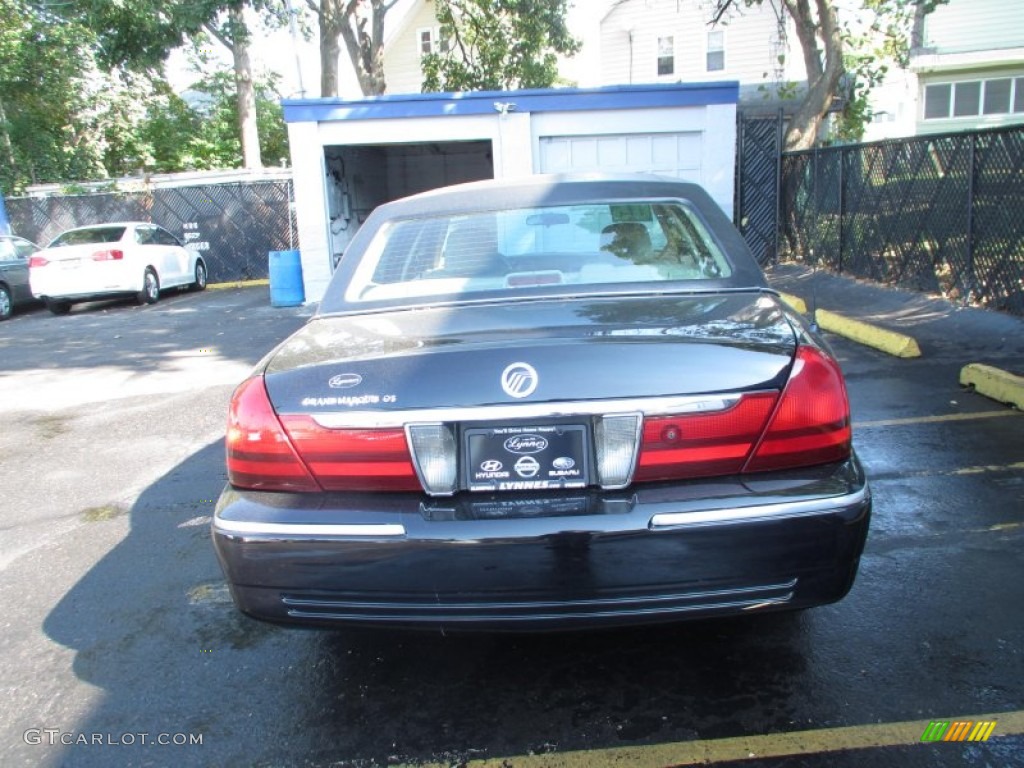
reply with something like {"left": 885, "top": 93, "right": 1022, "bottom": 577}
{"left": 0, "top": 283, "right": 1022, "bottom": 768}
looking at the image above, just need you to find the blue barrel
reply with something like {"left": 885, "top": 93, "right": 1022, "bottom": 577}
{"left": 269, "top": 249, "right": 305, "bottom": 307}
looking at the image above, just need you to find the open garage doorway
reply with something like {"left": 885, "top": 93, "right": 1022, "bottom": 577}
{"left": 323, "top": 140, "right": 493, "bottom": 266}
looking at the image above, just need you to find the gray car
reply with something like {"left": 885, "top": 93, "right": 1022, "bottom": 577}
{"left": 0, "top": 235, "right": 40, "bottom": 320}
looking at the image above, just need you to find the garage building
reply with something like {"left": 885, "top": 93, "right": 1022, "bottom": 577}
{"left": 283, "top": 82, "right": 739, "bottom": 302}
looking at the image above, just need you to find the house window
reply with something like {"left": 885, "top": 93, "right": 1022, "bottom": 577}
{"left": 953, "top": 81, "right": 980, "bottom": 116}
{"left": 707, "top": 30, "right": 725, "bottom": 72}
{"left": 924, "top": 83, "right": 951, "bottom": 119}
{"left": 983, "top": 78, "right": 1012, "bottom": 114}
{"left": 657, "top": 36, "right": 674, "bottom": 76}
{"left": 925, "top": 77, "right": 1024, "bottom": 119}
{"left": 418, "top": 27, "right": 446, "bottom": 56}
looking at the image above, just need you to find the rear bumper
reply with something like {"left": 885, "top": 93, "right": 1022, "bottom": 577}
{"left": 212, "top": 457, "right": 871, "bottom": 631}
{"left": 30, "top": 263, "right": 141, "bottom": 300}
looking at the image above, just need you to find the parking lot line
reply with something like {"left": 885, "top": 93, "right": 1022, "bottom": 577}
{"left": 855, "top": 410, "right": 1022, "bottom": 429}
{"left": 412, "top": 709, "right": 1024, "bottom": 767}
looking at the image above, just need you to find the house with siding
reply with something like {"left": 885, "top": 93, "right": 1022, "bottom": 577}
{"left": 909, "top": 0, "right": 1024, "bottom": 135}
{"left": 382, "top": 0, "right": 806, "bottom": 105}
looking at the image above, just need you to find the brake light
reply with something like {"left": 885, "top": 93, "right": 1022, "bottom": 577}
{"left": 634, "top": 394, "right": 778, "bottom": 482}
{"left": 744, "top": 346, "right": 851, "bottom": 472}
{"left": 280, "top": 416, "right": 421, "bottom": 492}
{"left": 92, "top": 249, "right": 124, "bottom": 261}
{"left": 29, "top": 256, "right": 49, "bottom": 268}
{"left": 226, "top": 377, "right": 319, "bottom": 491}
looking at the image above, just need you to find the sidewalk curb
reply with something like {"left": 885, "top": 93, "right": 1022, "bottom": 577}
{"left": 206, "top": 279, "right": 269, "bottom": 291}
{"left": 775, "top": 292, "right": 922, "bottom": 358}
{"left": 777, "top": 292, "right": 808, "bottom": 315}
{"left": 960, "top": 363, "right": 1024, "bottom": 410}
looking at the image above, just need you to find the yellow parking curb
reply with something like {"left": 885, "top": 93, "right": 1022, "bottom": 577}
{"left": 960, "top": 363, "right": 1024, "bottom": 410}
{"left": 206, "top": 279, "right": 269, "bottom": 291}
{"left": 776, "top": 292, "right": 808, "bottom": 315}
{"left": 815, "top": 309, "right": 922, "bottom": 358}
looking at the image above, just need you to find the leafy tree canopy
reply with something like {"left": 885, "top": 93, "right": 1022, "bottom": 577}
{"left": 421, "top": 0, "right": 580, "bottom": 92}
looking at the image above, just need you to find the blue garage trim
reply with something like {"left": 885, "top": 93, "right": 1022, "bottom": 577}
{"left": 282, "top": 82, "right": 739, "bottom": 124}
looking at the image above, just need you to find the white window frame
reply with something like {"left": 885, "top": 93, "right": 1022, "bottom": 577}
{"left": 706, "top": 30, "right": 725, "bottom": 72}
{"left": 417, "top": 26, "right": 443, "bottom": 57}
{"left": 657, "top": 36, "right": 675, "bottom": 77}
{"left": 923, "top": 75, "right": 1024, "bottom": 120}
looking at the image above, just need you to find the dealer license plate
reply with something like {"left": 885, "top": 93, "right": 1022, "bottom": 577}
{"left": 464, "top": 424, "right": 590, "bottom": 492}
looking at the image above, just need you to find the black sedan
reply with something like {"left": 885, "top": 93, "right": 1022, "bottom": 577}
{"left": 213, "top": 175, "right": 870, "bottom": 631}
{"left": 0, "top": 234, "right": 39, "bottom": 320}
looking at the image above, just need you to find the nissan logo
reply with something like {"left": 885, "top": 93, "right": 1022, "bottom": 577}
{"left": 328, "top": 373, "right": 363, "bottom": 389}
{"left": 504, "top": 435, "right": 549, "bottom": 455}
{"left": 501, "top": 362, "right": 538, "bottom": 399}
{"left": 514, "top": 456, "right": 540, "bottom": 478}
{"left": 480, "top": 460, "right": 503, "bottom": 472}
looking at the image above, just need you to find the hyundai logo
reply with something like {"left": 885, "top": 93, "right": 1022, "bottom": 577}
{"left": 480, "top": 460, "right": 503, "bottom": 472}
{"left": 552, "top": 456, "right": 576, "bottom": 470}
{"left": 514, "top": 456, "right": 540, "bottom": 478}
{"left": 504, "top": 435, "right": 549, "bottom": 455}
{"left": 328, "top": 373, "right": 363, "bottom": 389}
{"left": 501, "top": 362, "right": 538, "bottom": 399}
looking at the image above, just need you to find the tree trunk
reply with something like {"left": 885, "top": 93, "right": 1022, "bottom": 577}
{"left": 0, "top": 95, "right": 17, "bottom": 184}
{"left": 230, "top": 7, "right": 262, "bottom": 169}
{"left": 780, "top": 0, "right": 844, "bottom": 151}
{"left": 318, "top": 0, "right": 345, "bottom": 97}
{"left": 337, "top": 0, "right": 390, "bottom": 96}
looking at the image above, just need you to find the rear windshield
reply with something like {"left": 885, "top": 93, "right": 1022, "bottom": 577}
{"left": 344, "top": 201, "right": 733, "bottom": 304}
{"left": 50, "top": 226, "right": 127, "bottom": 247}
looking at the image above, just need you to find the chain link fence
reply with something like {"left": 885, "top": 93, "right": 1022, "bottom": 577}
{"left": 6, "top": 179, "right": 295, "bottom": 284}
{"left": 780, "top": 125, "right": 1024, "bottom": 316}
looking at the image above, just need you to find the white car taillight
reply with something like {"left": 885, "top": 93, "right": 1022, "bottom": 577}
{"left": 406, "top": 424, "right": 458, "bottom": 496}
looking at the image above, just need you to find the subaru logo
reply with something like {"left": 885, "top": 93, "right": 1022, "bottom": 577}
{"left": 328, "top": 373, "right": 362, "bottom": 389}
{"left": 480, "top": 460, "right": 503, "bottom": 472}
{"left": 514, "top": 456, "right": 540, "bottom": 478}
{"left": 501, "top": 362, "right": 538, "bottom": 399}
{"left": 552, "top": 457, "right": 576, "bottom": 470}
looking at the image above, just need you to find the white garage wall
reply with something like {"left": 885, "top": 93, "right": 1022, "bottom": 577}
{"left": 531, "top": 104, "right": 735, "bottom": 218}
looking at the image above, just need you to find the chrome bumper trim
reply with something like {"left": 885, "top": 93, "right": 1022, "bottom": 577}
{"left": 213, "top": 519, "right": 406, "bottom": 539}
{"left": 649, "top": 486, "right": 869, "bottom": 529}
{"left": 305, "top": 393, "right": 747, "bottom": 429}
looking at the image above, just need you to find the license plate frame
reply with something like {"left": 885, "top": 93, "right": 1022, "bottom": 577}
{"left": 464, "top": 423, "right": 590, "bottom": 492}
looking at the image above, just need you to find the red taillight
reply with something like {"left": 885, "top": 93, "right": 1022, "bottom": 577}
{"left": 280, "top": 416, "right": 421, "bottom": 492}
{"left": 92, "top": 249, "right": 124, "bottom": 261}
{"left": 29, "top": 256, "right": 49, "bottom": 268}
{"left": 226, "top": 377, "right": 319, "bottom": 491}
{"left": 634, "top": 393, "right": 778, "bottom": 482}
{"left": 744, "top": 346, "right": 852, "bottom": 473}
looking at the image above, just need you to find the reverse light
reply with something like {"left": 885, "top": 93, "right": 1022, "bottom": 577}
{"left": 29, "top": 256, "right": 49, "bottom": 268}
{"left": 595, "top": 414, "right": 642, "bottom": 488}
{"left": 406, "top": 424, "right": 458, "bottom": 495}
{"left": 744, "top": 345, "right": 851, "bottom": 472}
{"left": 226, "top": 377, "right": 319, "bottom": 492}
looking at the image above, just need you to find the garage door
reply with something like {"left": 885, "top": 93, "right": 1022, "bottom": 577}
{"left": 538, "top": 132, "right": 703, "bottom": 181}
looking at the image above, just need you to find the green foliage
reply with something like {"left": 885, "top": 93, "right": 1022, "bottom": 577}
{"left": 421, "top": 0, "right": 580, "bottom": 92}
{"left": 0, "top": 1, "right": 289, "bottom": 194}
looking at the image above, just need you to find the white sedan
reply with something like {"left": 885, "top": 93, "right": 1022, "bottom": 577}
{"left": 29, "top": 222, "right": 207, "bottom": 314}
